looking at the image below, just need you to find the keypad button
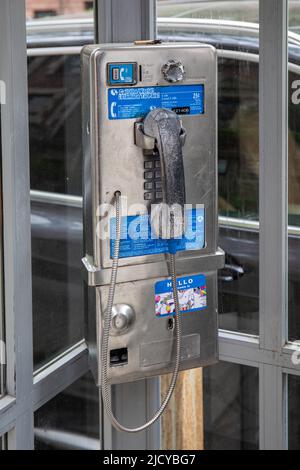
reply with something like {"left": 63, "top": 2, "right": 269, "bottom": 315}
{"left": 144, "top": 192, "right": 154, "bottom": 201}
{"left": 155, "top": 181, "right": 162, "bottom": 190}
{"left": 144, "top": 171, "right": 153, "bottom": 179}
{"left": 155, "top": 160, "right": 161, "bottom": 168}
{"left": 155, "top": 192, "right": 163, "bottom": 200}
{"left": 155, "top": 170, "right": 161, "bottom": 179}
{"left": 144, "top": 181, "right": 153, "bottom": 190}
{"left": 144, "top": 161, "right": 153, "bottom": 170}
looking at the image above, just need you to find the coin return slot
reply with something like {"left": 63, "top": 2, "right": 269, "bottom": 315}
{"left": 110, "top": 348, "right": 128, "bottom": 367}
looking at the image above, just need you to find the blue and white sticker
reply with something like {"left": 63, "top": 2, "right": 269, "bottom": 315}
{"left": 108, "top": 84, "right": 204, "bottom": 120}
{"left": 110, "top": 207, "right": 205, "bottom": 259}
{"left": 155, "top": 274, "right": 207, "bottom": 317}
{"left": 107, "top": 63, "right": 137, "bottom": 85}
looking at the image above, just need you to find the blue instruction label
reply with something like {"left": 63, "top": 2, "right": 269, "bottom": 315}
{"left": 110, "top": 208, "right": 205, "bottom": 259}
{"left": 155, "top": 274, "right": 207, "bottom": 317}
{"left": 108, "top": 84, "right": 204, "bottom": 120}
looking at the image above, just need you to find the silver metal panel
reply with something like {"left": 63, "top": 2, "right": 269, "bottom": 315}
{"left": 97, "top": 271, "right": 218, "bottom": 384}
{"left": 83, "top": 43, "right": 218, "bottom": 273}
{"left": 82, "top": 43, "right": 221, "bottom": 385}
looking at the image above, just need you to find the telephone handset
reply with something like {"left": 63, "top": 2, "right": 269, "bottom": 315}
{"left": 143, "top": 108, "right": 186, "bottom": 244}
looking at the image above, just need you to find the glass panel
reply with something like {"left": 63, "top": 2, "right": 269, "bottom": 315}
{"left": 161, "top": 362, "right": 259, "bottom": 450}
{"left": 28, "top": 54, "right": 83, "bottom": 196}
{"left": 203, "top": 362, "right": 259, "bottom": 450}
{"left": 157, "top": 0, "right": 260, "bottom": 334}
{"left": 34, "top": 373, "right": 99, "bottom": 450}
{"left": 288, "top": 374, "right": 300, "bottom": 450}
{"left": 0, "top": 116, "right": 4, "bottom": 397}
{"left": 0, "top": 434, "right": 7, "bottom": 450}
{"left": 158, "top": 0, "right": 259, "bottom": 22}
{"left": 289, "top": 0, "right": 300, "bottom": 341}
{"left": 26, "top": 2, "right": 94, "bottom": 368}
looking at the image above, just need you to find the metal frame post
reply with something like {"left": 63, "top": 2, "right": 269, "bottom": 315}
{"left": 259, "top": 0, "right": 288, "bottom": 450}
{"left": 0, "top": 0, "right": 33, "bottom": 449}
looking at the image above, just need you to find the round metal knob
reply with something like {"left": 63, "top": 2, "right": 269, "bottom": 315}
{"left": 162, "top": 59, "right": 185, "bottom": 83}
{"left": 110, "top": 304, "right": 135, "bottom": 336}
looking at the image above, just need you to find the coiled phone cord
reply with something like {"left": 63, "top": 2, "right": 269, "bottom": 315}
{"left": 99, "top": 190, "right": 182, "bottom": 433}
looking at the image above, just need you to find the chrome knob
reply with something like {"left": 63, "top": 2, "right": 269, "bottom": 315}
{"left": 162, "top": 59, "right": 185, "bottom": 83}
{"left": 110, "top": 304, "right": 135, "bottom": 336}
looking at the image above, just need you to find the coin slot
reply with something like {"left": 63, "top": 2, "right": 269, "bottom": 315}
{"left": 110, "top": 348, "right": 128, "bottom": 367}
{"left": 167, "top": 318, "right": 175, "bottom": 330}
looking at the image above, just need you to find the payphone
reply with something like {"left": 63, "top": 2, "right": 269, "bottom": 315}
{"left": 81, "top": 43, "right": 224, "bottom": 432}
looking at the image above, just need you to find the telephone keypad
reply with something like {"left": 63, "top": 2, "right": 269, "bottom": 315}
{"left": 144, "top": 171, "right": 153, "bottom": 179}
{"left": 144, "top": 182, "right": 153, "bottom": 190}
{"left": 144, "top": 161, "right": 153, "bottom": 170}
{"left": 143, "top": 157, "right": 163, "bottom": 202}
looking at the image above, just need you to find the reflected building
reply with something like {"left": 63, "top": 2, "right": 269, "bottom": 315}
{"left": 26, "top": 0, "right": 93, "bottom": 19}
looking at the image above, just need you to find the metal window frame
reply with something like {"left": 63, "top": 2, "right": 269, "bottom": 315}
{"left": 0, "top": 0, "right": 298, "bottom": 451}
{"left": 0, "top": 0, "right": 33, "bottom": 449}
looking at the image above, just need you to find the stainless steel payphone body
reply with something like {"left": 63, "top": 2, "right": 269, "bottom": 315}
{"left": 82, "top": 43, "right": 224, "bottom": 391}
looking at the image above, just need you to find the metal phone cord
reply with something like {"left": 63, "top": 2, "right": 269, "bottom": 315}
{"left": 99, "top": 190, "right": 182, "bottom": 433}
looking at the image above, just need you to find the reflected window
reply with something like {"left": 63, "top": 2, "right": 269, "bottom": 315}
{"left": 34, "top": 10, "right": 56, "bottom": 19}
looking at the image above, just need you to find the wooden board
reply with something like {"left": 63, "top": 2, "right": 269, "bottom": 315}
{"left": 161, "top": 368, "right": 204, "bottom": 450}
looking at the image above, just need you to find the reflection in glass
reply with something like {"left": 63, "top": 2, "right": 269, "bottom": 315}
{"left": 28, "top": 55, "right": 85, "bottom": 368}
{"left": 288, "top": 374, "right": 300, "bottom": 450}
{"left": 204, "top": 362, "right": 259, "bottom": 450}
{"left": 34, "top": 373, "right": 99, "bottom": 450}
{"left": 31, "top": 202, "right": 83, "bottom": 368}
{"left": 26, "top": 0, "right": 94, "bottom": 21}
{"left": 289, "top": 1, "right": 300, "bottom": 341}
{"left": 158, "top": 1, "right": 260, "bottom": 335}
{"left": 28, "top": 55, "right": 83, "bottom": 196}
{"left": 157, "top": 0, "right": 259, "bottom": 23}
{"left": 0, "top": 120, "right": 4, "bottom": 396}
{"left": 0, "top": 434, "right": 7, "bottom": 450}
{"left": 27, "top": 20, "right": 93, "bottom": 364}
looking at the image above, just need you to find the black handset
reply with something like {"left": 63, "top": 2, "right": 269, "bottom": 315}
{"left": 143, "top": 108, "right": 186, "bottom": 241}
